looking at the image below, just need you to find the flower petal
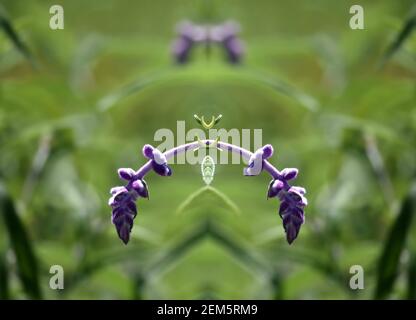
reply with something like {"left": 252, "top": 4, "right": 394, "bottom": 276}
{"left": 142, "top": 144, "right": 155, "bottom": 159}
{"left": 282, "top": 207, "right": 304, "bottom": 244}
{"left": 110, "top": 186, "right": 126, "bottom": 195}
{"left": 244, "top": 150, "right": 263, "bottom": 176}
{"left": 118, "top": 168, "right": 135, "bottom": 181}
{"left": 152, "top": 162, "right": 172, "bottom": 176}
{"left": 131, "top": 179, "right": 149, "bottom": 198}
{"left": 290, "top": 186, "right": 306, "bottom": 195}
{"left": 267, "top": 179, "right": 284, "bottom": 198}
{"left": 262, "top": 144, "right": 274, "bottom": 159}
{"left": 279, "top": 201, "right": 290, "bottom": 217}
{"left": 152, "top": 148, "right": 167, "bottom": 165}
{"left": 112, "top": 208, "right": 135, "bottom": 245}
{"left": 281, "top": 168, "right": 298, "bottom": 181}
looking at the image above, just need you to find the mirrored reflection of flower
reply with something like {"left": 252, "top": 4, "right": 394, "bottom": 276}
{"left": 171, "top": 20, "right": 244, "bottom": 64}
{"left": 109, "top": 141, "right": 307, "bottom": 245}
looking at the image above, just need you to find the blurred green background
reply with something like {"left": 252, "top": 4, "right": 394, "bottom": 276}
{"left": 0, "top": 0, "right": 416, "bottom": 299}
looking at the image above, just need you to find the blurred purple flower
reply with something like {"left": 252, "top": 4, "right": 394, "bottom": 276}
{"left": 210, "top": 21, "right": 244, "bottom": 63}
{"left": 172, "top": 20, "right": 244, "bottom": 64}
{"left": 172, "top": 21, "right": 206, "bottom": 63}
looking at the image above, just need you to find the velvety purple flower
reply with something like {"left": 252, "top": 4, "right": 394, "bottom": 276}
{"left": 109, "top": 188, "right": 136, "bottom": 244}
{"left": 109, "top": 167, "right": 149, "bottom": 244}
{"left": 267, "top": 168, "right": 307, "bottom": 244}
{"left": 244, "top": 144, "right": 273, "bottom": 176}
{"left": 142, "top": 144, "right": 172, "bottom": 176}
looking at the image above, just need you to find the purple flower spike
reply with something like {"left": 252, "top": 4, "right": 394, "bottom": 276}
{"left": 109, "top": 177, "right": 149, "bottom": 244}
{"left": 112, "top": 206, "right": 135, "bottom": 245}
{"left": 277, "top": 185, "right": 307, "bottom": 244}
{"left": 110, "top": 189, "right": 138, "bottom": 244}
{"left": 264, "top": 163, "right": 307, "bottom": 244}
{"left": 109, "top": 162, "right": 151, "bottom": 244}
{"left": 280, "top": 204, "right": 305, "bottom": 244}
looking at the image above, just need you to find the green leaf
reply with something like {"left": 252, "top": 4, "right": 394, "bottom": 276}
{"left": 380, "top": 8, "right": 416, "bottom": 67}
{"left": 0, "top": 185, "right": 42, "bottom": 299}
{"left": 374, "top": 184, "right": 416, "bottom": 299}
{"left": 0, "top": 6, "right": 36, "bottom": 67}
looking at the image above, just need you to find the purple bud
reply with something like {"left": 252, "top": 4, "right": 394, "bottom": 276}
{"left": 244, "top": 148, "right": 264, "bottom": 176}
{"left": 126, "top": 201, "right": 137, "bottom": 216}
{"left": 281, "top": 168, "right": 298, "bottom": 181}
{"left": 152, "top": 162, "right": 172, "bottom": 176}
{"left": 287, "top": 188, "right": 308, "bottom": 206}
{"left": 131, "top": 179, "right": 149, "bottom": 198}
{"left": 267, "top": 179, "right": 284, "bottom": 198}
{"left": 142, "top": 144, "right": 155, "bottom": 159}
{"left": 112, "top": 207, "right": 135, "bottom": 244}
{"left": 118, "top": 168, "right": 135, "bottom": 181}
{"left": 284, "top": 220, "right": 298, "bottom": 245}
{"left": 281, "top": 207, "right": 305, "bottom": 244}
{"left": 108, "top": 188, "right": 129, "bottom": 207}
{"left": 279, "top": 201, "right": 290, "bottom": 216}
{"left": 262, "top": 144, "right": 274, "bottom": 159}
{"left": 152, "top": 148, "right": 167, "bottom": 165}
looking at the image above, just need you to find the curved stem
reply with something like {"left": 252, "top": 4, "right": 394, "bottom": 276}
{"left": 135, "top": 140, "right": 283, "bottom": 180}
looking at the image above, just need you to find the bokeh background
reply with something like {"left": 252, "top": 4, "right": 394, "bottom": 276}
{"left": 0, "top": 0, "right": 416, "bottom": 299}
